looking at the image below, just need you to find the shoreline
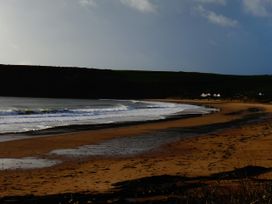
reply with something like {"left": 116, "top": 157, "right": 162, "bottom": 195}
{"left": 0, "top": 98, "right": 217, "bottom": 139}
{"left": 1, "top": 113, "right": 205, "bottom": 139}
{"left": 1, "top": 99, "right": 272, "bottom": 200}
{"left": 0, "top": 99, "right": 216, "bottom": 141}
{"left": 0, "top": 100, "right": 261, "bottom": 158}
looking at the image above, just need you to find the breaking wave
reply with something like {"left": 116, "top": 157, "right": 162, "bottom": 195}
{"left": 0, "top": 98, "right": 217, "bottom": 134}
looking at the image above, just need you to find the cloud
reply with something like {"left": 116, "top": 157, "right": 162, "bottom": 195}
{"left": 78, "top": 0, "right": 97, "bottom": 8}
{"left": 207, "top": 12, "right": 238, "bottom": 27}
{"left": 120, "top": 0, "right": 157, "bottom": 13}
{"left": 242, "top": 0, "right": 272, "bottom": 17}
{"left": 195, "top": 0, "right": 226, "bottom": 5}
{"left": 196, "top": 5, "right": 239, "bottom": 27}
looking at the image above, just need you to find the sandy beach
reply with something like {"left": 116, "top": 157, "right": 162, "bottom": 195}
{"left": 1, "top": 100, "right": 272, "bottom": 202}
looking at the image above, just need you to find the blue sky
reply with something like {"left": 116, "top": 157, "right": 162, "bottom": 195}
{"left": 0, "top": 0, "right": 272, "bottom": 75}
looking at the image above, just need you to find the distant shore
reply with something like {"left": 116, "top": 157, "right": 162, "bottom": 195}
{"left": 1, "top": 99, "right": 272, "bottom": 203}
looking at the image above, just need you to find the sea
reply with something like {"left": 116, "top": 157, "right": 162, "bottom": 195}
{"left": 0, "top": 97, "right": 218, "bottom": 169}
{"left": 0, "top": 97, "right": 215, "bottom": 135}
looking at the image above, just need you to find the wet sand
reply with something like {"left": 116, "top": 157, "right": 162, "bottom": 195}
{"left": 1, "top": 100, "right": 272, "bottom": 198}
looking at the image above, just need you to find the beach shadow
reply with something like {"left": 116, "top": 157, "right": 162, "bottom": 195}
{"left": 1, "top": 166, "right": 272, "bottom": 204}
{"left": 209, "top": 165, "right": 272, "bottom": 180}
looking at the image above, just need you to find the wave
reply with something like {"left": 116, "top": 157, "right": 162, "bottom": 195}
{"left": 0, "top": 101, "right": 186, "bottom": 117}
{"left": 0, "top": 99, "right": 217, "bottom": 134}
{"left": 0, "top": 104, "right": 129, "bottom": 116}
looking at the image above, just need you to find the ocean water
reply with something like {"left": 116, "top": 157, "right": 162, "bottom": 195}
{"left": 0, "top": 97, "right": 215, "bottom": 134}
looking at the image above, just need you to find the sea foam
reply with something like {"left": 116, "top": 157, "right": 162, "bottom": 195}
{"left": 0, "top": 97, "right": 217, "bottom": 135}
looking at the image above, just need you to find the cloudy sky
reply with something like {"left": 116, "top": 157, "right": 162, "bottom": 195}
{"left": 0, "top": 0, "right": 272, "bottom": 75}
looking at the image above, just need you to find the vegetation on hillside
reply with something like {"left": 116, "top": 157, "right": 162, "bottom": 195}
{"left": 0, "top": 64, "right": 271, "bottom": 100}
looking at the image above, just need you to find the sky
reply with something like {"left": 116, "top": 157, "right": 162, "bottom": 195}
{"left": 0, "top": 0, "right": 272, "bottom": 75}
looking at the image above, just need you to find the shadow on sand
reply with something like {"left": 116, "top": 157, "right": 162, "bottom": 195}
{"left": 1, "top": 166, "right": 272, "bottom": 204}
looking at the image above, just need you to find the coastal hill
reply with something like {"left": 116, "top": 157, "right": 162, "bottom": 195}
{"left": 0, "top": 64, "right": 271, "bottom": 100}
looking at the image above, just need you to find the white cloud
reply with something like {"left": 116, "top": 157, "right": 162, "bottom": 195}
{"left": 207, "top": 11, "right": 238, "bottom": 27}
{"left": 197, "top": 5, "right": 239, "bottom": 27}
{"left": 120, "top": 0, "right": 157, "bottom": 13}
{"left": 78, "top": 0, "right": 97, "bottom": 8}
{"left": 243, "top": 0, "right": 272, "bottom": 17}
{"left": 195, "top": 0, "right": 226, "bottom": 5}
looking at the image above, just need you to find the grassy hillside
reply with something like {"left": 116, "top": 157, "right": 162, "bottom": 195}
{"left": 0, "top": 64, "right": 271, "bottom": 100}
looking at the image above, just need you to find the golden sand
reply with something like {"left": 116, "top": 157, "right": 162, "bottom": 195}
{"left": 0, "top": 100, "right": 272, "bottom": 196}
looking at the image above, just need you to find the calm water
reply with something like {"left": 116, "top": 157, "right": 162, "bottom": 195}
{"left": 0, "top": 97, "right": 215, "bottom": 135}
